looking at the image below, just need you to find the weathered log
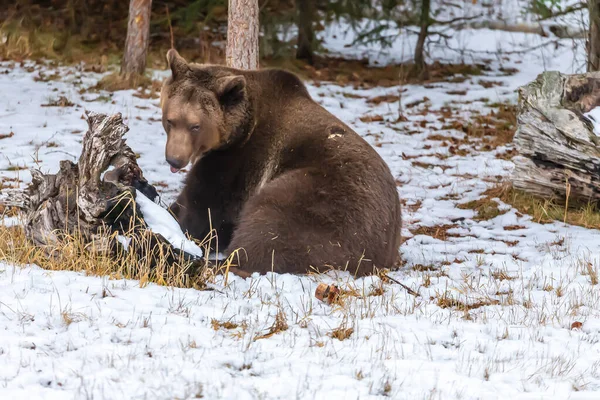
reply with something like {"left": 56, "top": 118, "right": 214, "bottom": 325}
{"left": 22, "top": 112, "right": 151, "bottom": 247}
{"left": 456, "top": 21, "right": 586, "bottom": 39}
{"left": 512, "top": 71, "right": 600, "bottom": 204}
{"left": 2, "top": 111, "right": 201, "bottom": 267}
{"left": 0, "top": 189, "right": 29, "bottom": 210}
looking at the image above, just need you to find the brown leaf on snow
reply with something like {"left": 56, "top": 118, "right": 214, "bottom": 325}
{"left": 367, "top": 94, "right": 400, "bottom": 105}
{"left": 359, "top": 114, "right": 384, "bottom": 123}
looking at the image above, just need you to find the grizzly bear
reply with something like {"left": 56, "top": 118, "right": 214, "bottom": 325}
{"left": 160, "top": 49, "right": 402, "bottom": 276}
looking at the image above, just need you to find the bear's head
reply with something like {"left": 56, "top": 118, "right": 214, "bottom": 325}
{"left": 160, "top": 49, "right": 253, "bottom": 173}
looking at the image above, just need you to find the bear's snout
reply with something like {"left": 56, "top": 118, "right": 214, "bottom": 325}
{"left": 166, "top": 156, "right": 186, "bottom": 173}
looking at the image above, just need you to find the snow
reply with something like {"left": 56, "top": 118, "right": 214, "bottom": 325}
{"left": 2, "top": 8, "right": 600, "bottom": 399}
{"left": 135, "top": 190, "right": 203, "bottom": 258}
{"left": 584, "top": 107, "right": 600, "bottom": 136}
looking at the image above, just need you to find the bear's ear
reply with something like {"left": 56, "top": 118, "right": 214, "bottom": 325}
{"left": 166, "top": 49, "right": 189, "bottom": 80}
{"left": 215, "top": 75, "right": 246, "bottom": 107}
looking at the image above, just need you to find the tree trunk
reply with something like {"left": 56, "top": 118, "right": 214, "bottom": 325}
{"left": 296, "top": 0, "right": 314, "bottom": 64}
{"left": 512, "top": 71, "right": 600, "bottom": 204}
{"left": 589, "top": 0, "right": 600, "bottom": 71}
{"left": 226, "top": 0, "right": 259, "bottom": 70}
{"left": 414, "top": 0, "right": 431, "bottom": 79}
{"left": 121, "top": 0, "right": 152, "bottom": 80}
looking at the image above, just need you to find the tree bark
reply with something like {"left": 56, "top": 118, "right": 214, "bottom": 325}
{"left": 21, "top": 112, "right": 156, "bottom": 248}
{"left": 512, "top": 71, "right": 600, "bottom": 204}
{"left": 121, "top": 0, "right": 152, "bottom": 79}
{"left": 226, "top": 0, "right": 259, "bottom": 70}
{"left": 296, "top": 0, "right": 315, "bottom": 64}
{"left": 414, "top": 0, "right": 431, "bottom": 79}
{"left": 589, "top": 1, "right": 600, "bottom": 71}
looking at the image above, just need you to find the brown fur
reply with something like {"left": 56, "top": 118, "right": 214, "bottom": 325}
{"left": 161, "top": 49, "right": 402, "bottom": 276}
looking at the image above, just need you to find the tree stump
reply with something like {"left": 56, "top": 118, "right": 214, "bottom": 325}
{"left": 1, "top": 111, "right": 201, "bottom": 266}
{"left": 512, "top": 71, "right": 600, "bottom": 204}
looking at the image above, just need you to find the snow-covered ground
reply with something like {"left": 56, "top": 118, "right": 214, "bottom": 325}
{"left": 2, "top": 17, "right": 600, "bottom": 400}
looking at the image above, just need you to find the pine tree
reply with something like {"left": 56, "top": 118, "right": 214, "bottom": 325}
{"left": 226, "top": 0, "right": 260, "bottom": 69}
{"left": 121, "top": 0, "right": 153, "bottom": 82}
{"left": 296, "top": 0, "right": 315, "bottom": 64}
{"left": 414, "top": 0, "right": 430, "bottom": 78}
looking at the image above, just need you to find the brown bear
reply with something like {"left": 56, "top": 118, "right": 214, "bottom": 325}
{"left": 160, "top": 49, "right": 402, "bottom": 277}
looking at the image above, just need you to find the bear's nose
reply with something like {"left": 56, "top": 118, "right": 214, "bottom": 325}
{"left": 166, "top": 157, "right": 185, "bottom": 170}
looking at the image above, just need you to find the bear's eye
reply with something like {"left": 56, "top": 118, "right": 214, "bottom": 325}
{"left": 190, "top": 125, "right": 200, "bottom": 133}
{"left": 166, "top": 119, "right": 173, "bottom": 128}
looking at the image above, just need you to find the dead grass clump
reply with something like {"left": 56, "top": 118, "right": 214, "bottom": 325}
{"left": 436, "top": 292, "right": 500, "bottom": 311}
{"left": 411, "top": 161, "right": 435, "bottom": 170}
{"left": 443, "top": 104, "right": 516, "bottom": 150}
{"left": 427, "top": 133, "right": 453, "bottom": 142}
{"left": 359, "top": 114, "right": 384, "bottom": 123}
{"left": 412, "top": 264, "right": 438, "bottom": 272}
{"left": 409, "top": 224, "right": 459, "bottom": 241}
{"left": 503, "top": 225, "right": 526, "bottom": 231}
{"left": 329, "top": 319, "right": 354, "bottom": 341}
{"left": 368, "top": 283, "right": 385, "bottom": 297}
{"left": 446, "top": 90, "right": 467, "bottom": 95}
{"left": 4, "top": 165, "right": 27, "bottom": 172}
{"left": 254, "top": 308, "right": 288, "bottom": 340}
{"left": 0, "top": 205, "right": 20, "bottom": 218}
{"left": 491, "top": 269, "right": 516, "bottom": 281}
{"left": 95, "top": 72, "right": 154, "bottom": 92}
{"left": 458, "top": 197, "right": 507, "bottom": 221}
{"left": 211, "top": 319, "right": 240, "bottom": 331}
{"left": 0, "top": 216, "right": 222, "bottom": 290}
{"left": 41, "top": 96, "right": 75, "bottom": 107}
{"left": 367, "top": 94, "right": 400, "bottom": 104}
{"left": 583, "top": 262, "right": 599, "bottom": 286}
{"left": 486, "top": 183, "right": 600, "bottom": 229}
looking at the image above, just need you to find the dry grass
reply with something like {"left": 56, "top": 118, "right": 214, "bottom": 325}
{"left": 211, "top": 319, "right": 243, "bottom": 331}
{"left": 0, "top": 18, "right": 113, "bottom": 66}
{"left": 409, "top": 224, "right": 460, "bottom": 241}
{"left": 95, "top": 72, "right": 156, "bottom": 92}
{"left": 486, "top": 183, "right": 600, "bottom": 230}
{"left": 457, "top": 197, "right": 507, "bottom": 221}
{"left": 435, "top": 291, "right": 500, "bottom": 311}
{"left": 328, "top": 317, "right": 354, "bottom": 341}
{"left": 254, "top": 308, "right": 288, "bottom": 340}
{"left": 440, "top": 104, "right": 517, "bottom": 151}
{"left": 0, "top": 210, "right": 244, "bottom": 290}
{"left": 582, "top": 262, "right": 599, "bottom": 286}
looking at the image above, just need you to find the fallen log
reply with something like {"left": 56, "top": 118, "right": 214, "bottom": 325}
{"left": 512, "top": 71, "right": 600, "bottom": 204}
{"left": 458, "top": 21, "right": 586, "bottom": 39}
{"left": 1, "top": 111, "right": 204, "bottom": 268}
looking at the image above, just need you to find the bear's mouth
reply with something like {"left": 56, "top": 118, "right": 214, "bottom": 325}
{"left": 170, "top": 166, "right": 181, "bottom": 174}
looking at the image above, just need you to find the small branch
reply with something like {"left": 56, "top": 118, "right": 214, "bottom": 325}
{"left": 384, "top": 274, "right": 420, "bottom": 297}
{"left": 537, "top": 2, "right": 587, "bottom": 22}
{"left": 445, "top": 39, "right": 562, "bottom": 56}
{"left": 430, "top": 14, "right": 483, "bottom": 26}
